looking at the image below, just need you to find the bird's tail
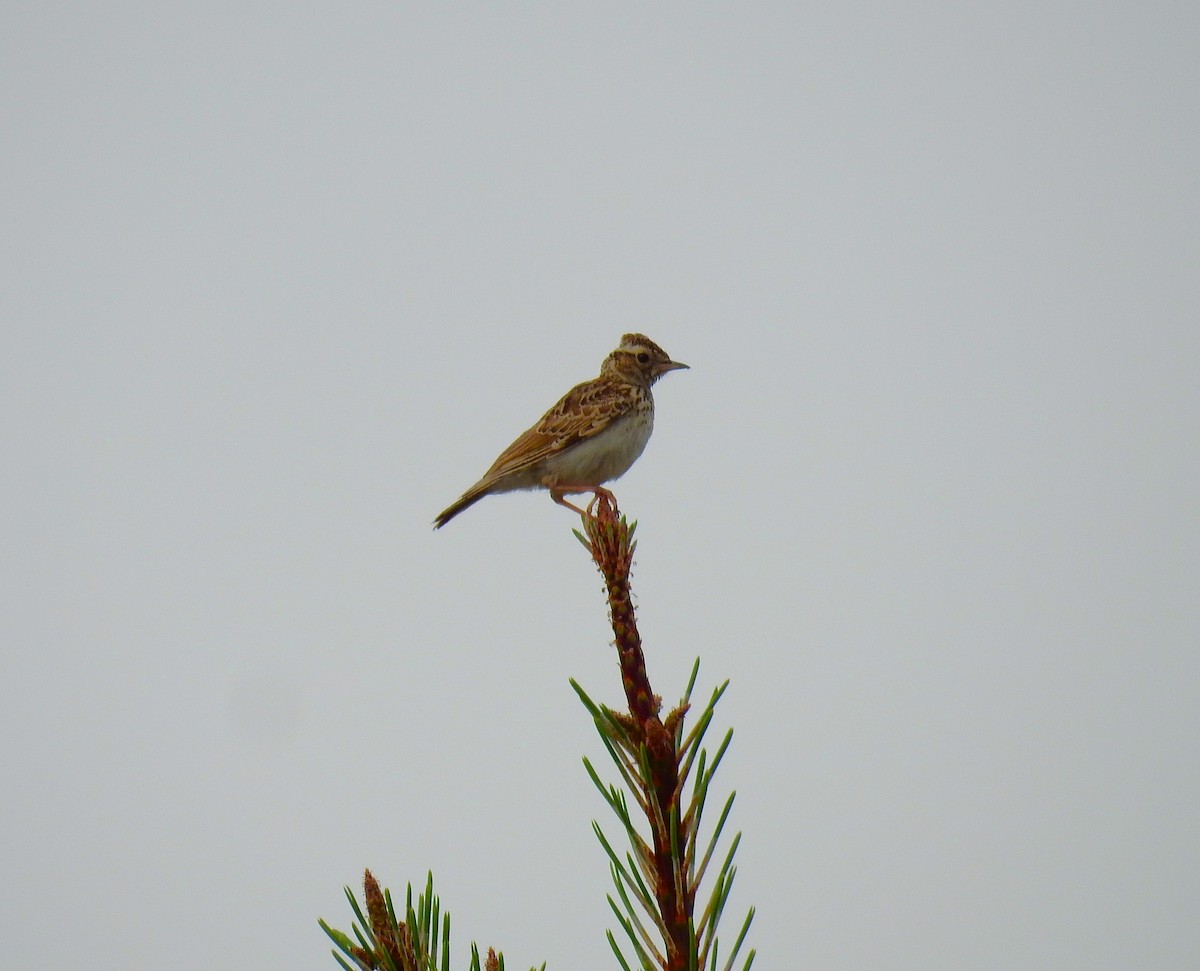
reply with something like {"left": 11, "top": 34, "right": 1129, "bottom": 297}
{"left": 433, "top": 484, "right": 490, "bottom": 529}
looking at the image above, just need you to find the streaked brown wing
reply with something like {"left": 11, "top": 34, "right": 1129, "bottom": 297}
{"left": 481, "top": 378, "right": 631, "bottom": 480}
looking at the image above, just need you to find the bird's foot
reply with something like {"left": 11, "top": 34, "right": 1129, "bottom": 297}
{"left": 552, "top": 484, "right": 617, "bottom": 522}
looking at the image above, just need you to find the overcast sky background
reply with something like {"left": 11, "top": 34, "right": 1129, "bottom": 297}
{"left": 3, "top": 3, "right": 1198, "bottom": 969}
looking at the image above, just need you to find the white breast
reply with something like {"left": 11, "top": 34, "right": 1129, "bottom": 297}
{"left": 542, "top": 407, "right": 655, "bottom": 486}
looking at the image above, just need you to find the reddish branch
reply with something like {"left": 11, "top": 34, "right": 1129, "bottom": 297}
{"left": 581, "top": 498, "right": 694, "bottom": 971}
{"left": 360, "top": 869, "right": 416, "bottom": 971}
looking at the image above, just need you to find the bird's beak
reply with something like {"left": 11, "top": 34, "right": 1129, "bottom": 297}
{"left": 655, "top": 359, "right": 689, "bottom": 376}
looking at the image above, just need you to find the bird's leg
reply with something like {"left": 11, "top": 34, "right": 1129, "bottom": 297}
{"left": 550, "top": 489, "right": 590, "bottom": 516}
{"left": 550, "top": 484, "right": 616, "bottom": 519}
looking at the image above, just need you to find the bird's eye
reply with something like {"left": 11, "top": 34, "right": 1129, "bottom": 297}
{"left": 636, "top": 352, "right": 651, "bottom": 364}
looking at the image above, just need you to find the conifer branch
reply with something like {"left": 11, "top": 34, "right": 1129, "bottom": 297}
{"left": 574, "top": 496, "right": 755, "bottom": 971}
{"left": 321, "top": 496, "right": 755, "bottom": 971}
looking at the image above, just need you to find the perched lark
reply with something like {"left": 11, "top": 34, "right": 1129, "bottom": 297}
{"left": 434, "top": 334, "right": 688, "bottom": 528}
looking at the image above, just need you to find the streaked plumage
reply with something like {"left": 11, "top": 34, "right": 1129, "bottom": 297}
{"left": 434, "top": 334, "right": 687, "bottom": 528}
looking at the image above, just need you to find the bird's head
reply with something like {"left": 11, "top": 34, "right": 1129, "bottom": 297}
{"left": 603, "top": 334, "right": 689, "bottom": 386}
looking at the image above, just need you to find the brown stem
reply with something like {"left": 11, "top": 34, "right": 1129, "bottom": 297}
{"left": 581, "top": 498, "right": 694, "bottom": 970}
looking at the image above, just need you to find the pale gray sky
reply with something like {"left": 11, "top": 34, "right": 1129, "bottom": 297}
{"left": 3, "top": 3, "right": 1198, "bottom": 969}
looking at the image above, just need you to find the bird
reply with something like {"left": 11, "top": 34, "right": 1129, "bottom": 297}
{"left": 433, "top": 334, "right": 688, "bottom": 528}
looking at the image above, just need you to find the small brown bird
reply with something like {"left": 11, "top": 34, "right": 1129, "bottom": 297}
{"left": 434, "top": 334, "right": 688, "bottom": 528}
